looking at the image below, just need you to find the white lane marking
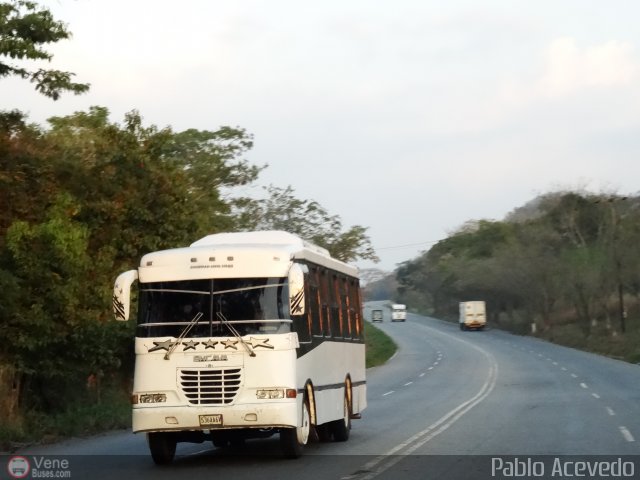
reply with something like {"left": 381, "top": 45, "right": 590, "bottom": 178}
{"left": 571, "top": 374, "right": 578, "bottom": 378}
{"left": 591, "top": 393, "right": 600, "bottom": 399}
{"left": 619, "top": 426, "right": 635, "bottom": 442}
{"left": 552, "top": 362, "right": 558, "bottom": 366}
{"left": 404, "top": 382, "right": 413, "bottom": 386}
{"left": 351, "top": 336, "right": 499, "bottom": 480}
{"left": 607, "top": 407, "right": 616, "bottom": 416}
{"left": 434, "top": 361, "right": 439, "bottom": 366}
{"left": 184, "top": 448, "right": 212, "bottom": 457}
{"left": 428, "top": 366, "right": 434, "bottom": 370}
{"left": 419, "top": 373, "right": 426, "bottom": 378}
{"left": 561, "top": 367, "right": 567, "bottom": 371}
{"left": 580, "top": 383, "right": 588, "bottom": 389}
{"left": 382, "top": 391, "right": 394, "bottom": 396}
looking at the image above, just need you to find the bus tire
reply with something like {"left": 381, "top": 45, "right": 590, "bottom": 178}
{"left": 330, "top": 392, "right": 351, "bottom": 442}
{"left": 280, "top": 397, "right": 310, "bottom": 458}
{"left": 316, "top": 423, "right": 332, "bottom": 442}
{"left": 148, "top": 432, "right": 176, "bottom": 465}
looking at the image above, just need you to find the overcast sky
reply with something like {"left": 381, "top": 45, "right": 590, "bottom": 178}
{"left": 3, "top": 0, "right": 640, "bottom": 271}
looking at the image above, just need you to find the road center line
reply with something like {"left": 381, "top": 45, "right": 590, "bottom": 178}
{"left": 571, "top": 373, "right": 578, "bottom": 378}
{"left": 419, "top": 373, "right": 425, "bottom": 377}
{"left": 404, "top": 382, "right": 413, "bottom": 386}
{"left": 591, "top": 393, "right": 600, "bottom": 399}
{"left": 606, "top": 407, "right": 616, "bottom": 416}
{"left": 382, "top": 391, "right": 394, "bottom": 397}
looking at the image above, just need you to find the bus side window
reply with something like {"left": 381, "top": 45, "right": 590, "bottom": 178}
{"left": 331, "top": 274, "right": 342, "bottom": 338}
{"left": 344, "top": 279, "right": 353, "bottom": 339}
{"left": 320, "top": 268, "right": 331, "bottom": 338}
{"left": 353, "top": 279, "right": 363, "bottom": 339}
{"left": 310, "top": 267, "right": 323, "bottom": 337}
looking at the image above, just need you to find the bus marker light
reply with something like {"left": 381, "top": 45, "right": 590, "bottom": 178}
{"left": 286, "top": 389, "right": 297, "bottom": 399}
{"left": 165, "top": 417, "right": 179, "bottom": 425}
{"left": 244, "top": 413, "right": 258, "bottom": 422}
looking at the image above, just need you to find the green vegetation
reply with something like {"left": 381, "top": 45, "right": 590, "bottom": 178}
{"left": 365, "top": 322, "right": 398, "bottom": 368}
{"left": 0, "top": 384, "right": 130, "bottom": 451}
{"left": 0, "top": 1, "right": 90, "bottom": 99}
{"left": 396, "top": 191, "right": 640, "bottom": 364}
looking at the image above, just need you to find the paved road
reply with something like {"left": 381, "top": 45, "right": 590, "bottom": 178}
{"left": 13, "top": 303, "right": 640, "bottom": 479}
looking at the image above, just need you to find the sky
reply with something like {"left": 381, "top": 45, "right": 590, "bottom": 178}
{"left": 3, "top": 0, "right": 640, "bottom": 272}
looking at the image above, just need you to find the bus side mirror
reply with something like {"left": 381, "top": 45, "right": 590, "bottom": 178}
{"left": 288, "top": 263, "right": 307, "bottom": 316}
{"left": 113, "top": 270, "right": 138, "bottom": 321}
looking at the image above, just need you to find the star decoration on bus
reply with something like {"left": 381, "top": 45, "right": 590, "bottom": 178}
{"left": 221, "top": 339, "right": 239, "bottom": 350}
{"left": 148, "top": 339, "right": 176, "bottom": 352}
{"left": 248, "top": 337, "right": 274, "bottom": 349}
{"left": 182, "top": 340, "right": 199, "bottom": 351}
{"left": 203, "top": 339, "right": 218, "bottom": 349}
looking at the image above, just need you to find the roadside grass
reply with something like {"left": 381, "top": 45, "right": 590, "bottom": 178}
{"left": 365, "top": 321, "right": 398, "bottom": 368}
{"left": 1, "top": 387, "right": 130, "bottom": 452}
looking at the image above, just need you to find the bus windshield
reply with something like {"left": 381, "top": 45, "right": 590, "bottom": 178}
{"left": 137, "top": 277, "right": 291, "bottom": 338}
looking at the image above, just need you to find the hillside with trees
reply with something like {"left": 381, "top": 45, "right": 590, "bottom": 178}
{"left": 395, "top": 191, "right": 640, "bottom": 364}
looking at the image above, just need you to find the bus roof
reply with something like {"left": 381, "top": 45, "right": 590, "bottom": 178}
{"left": 138, "top": 231, "right": 358, "bottom": 282}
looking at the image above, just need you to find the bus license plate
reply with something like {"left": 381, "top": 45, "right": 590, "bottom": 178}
{"left": 199, "top": 414, "right": 223, "bottom": 426}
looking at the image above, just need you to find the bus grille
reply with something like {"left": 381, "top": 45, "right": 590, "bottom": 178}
{"left": 179, "top": 368, "right": 242, "bottom": 405}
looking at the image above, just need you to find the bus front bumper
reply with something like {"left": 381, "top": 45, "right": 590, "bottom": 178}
{"left": 132, "top": 401, "right": 299, "bottom": 433}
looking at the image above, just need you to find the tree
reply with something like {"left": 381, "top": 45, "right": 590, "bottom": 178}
{"left": 0, "top": 0, "right": 89, "bottom": 99}
{"left": 233, "top": 185, "right": 378, "bottom": 263}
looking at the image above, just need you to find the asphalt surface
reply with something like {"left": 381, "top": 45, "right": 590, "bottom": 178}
{"left": 10, "top": 302, "right": 640, "bottom": 479}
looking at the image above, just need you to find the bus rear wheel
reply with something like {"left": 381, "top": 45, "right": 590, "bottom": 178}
{"left": 280, "top": 398, "right": 310, "bottom": 458}
{"left": 329, "top": 392, "right": 351, "bottom": 442}
{"left": 147, "top": 432, "right": 176, "bottom": 465}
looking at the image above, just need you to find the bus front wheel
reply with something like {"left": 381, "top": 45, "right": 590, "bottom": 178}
{"left": 280, "top": 398, "right": 310, "bottom": 458}
{"left": 147, "top": 432, "right": 176, "bottom": 465}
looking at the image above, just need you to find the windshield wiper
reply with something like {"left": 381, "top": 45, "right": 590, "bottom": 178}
{"left": 164, "top": 311, "right": 203, "bottom": 360}
{"left": 216, "top": 312, "right": 256, "bottom": 357}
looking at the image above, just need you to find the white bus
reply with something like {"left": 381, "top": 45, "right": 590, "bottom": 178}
{"left": 113, "top": 231, "right": 366, "bottom": 464}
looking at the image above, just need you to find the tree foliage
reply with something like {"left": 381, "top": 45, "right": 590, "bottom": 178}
{"left": 396, "top": 191, "right": 640, "bottom": 358}
{"left": 234, "top": 185, "right": 378, "bottom": 263}
{"left": 0, "top": 0, "right": 89, "bottom": 99}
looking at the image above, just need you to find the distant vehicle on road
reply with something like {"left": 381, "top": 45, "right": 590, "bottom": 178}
{"left": 371, "top": 309, "right": 383, "bottom": 322}
{"left": 391, "top": 304, "right": 407, "bottom": 322}
{"left": 459, "top": 301, "right": 486, "bottom": 331}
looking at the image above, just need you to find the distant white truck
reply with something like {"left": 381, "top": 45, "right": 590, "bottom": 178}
{"left": 391, "top": 304, "right": 407, "bottom": 322}
{"left": 459, "top": 301, "right": 486, "bottom": 331}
